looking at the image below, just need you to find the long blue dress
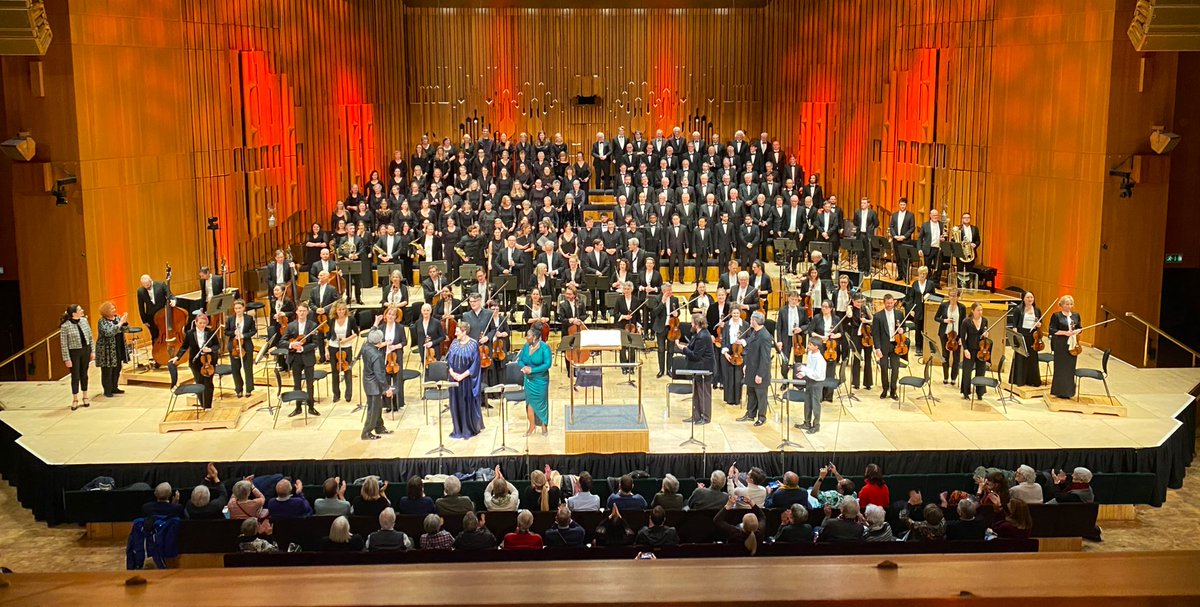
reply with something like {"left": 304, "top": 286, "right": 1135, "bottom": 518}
{"left": 447, "top": 338, "right": 484, "bottom": 439}
{"left": 518, "top": 341, "right": 553, "bottom": 425}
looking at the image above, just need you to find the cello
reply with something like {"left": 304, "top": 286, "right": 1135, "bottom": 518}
{"left": 151, "top": 263, "right": 189, "bottom": 367}
{"left": 566, "top": 320, "right": 590, "bottom": 365}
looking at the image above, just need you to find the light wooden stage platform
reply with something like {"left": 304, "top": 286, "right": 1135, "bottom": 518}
{"left": 0, "top": 346, "right": 1194, "bottom": 466}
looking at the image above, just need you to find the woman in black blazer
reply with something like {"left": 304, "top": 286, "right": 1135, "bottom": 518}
{"left": 1008, "top": 291, "right": 1043, "bottom": 387}
{"left": 933, "top": 289, "right": 967, "bottom": 384}
{"left": 326, "top": 302, "right": 358, "bottom": 403}
{"left": 1048, "top": 295, "right": 1083, "bottom": 399}
{"left": 171, "top": 312, "right": 221, "bottom": 409}
{"left": 959, "top": 303, "right": 989, "bottom": 399}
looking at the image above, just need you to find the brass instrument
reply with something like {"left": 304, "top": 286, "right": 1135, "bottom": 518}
{"left": 950, "top": 225, "right": 975, "bottom": 263}
{"left": 454, "top": 246, "right": 469, "bottom": 261}
{"left": 410, "top": 241, "right": 426, "bottom": 260}
{"left": 373, "top": 244, "right": 391, "bottom": 262}
{"left": 337, "top": 239, "right": 356, "bottom": 259}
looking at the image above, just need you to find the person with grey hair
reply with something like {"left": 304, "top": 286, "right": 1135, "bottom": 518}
{"left": 1010, "top": 465, "right": 1044, "bottom": 504}
{"left": 141, "top": 482, "right": 183, "bottom": 519}
{"left": 502, "top": 510, "right": 544, "bottom": 550}
{"left": 185, "top": 485, "right": 225, "bottom": 520}
{"left": 267, "top": 478, "right": 312, "bottom": 519}
{"left": 863, "top": 504, "right": 894, "bottom": 542}
{"left": 1049, "top": 467, "right": 1094, "bottom": 503}
{"left": 236, "top": 517, "right": 278, "bottom": 553}
{"left": 360, "top": 329, "right": 393, "bottom": 441}
{"left": 366, "top": 508, "right": 412, "bottom": 551}
{"left": 419, "top": 514, "right": 453, "bottom": 550}
{"left": 455, "top": 511, "right": 498, "bottom": 550}
{"left": 795, "top": 337, "right": 827, "bottom": 434}
{"left": 773, "top": 503, "right": 813, "bottom": 543}
{"left": 901, "top": 503, "right": 946, "bottom": 541}
{"left": 686, "top": 470, "right": 729, "bottom": 510}
{"left": 435, "top": 476, "right": 476, "bottom": 518}
{"left": 315, "top": 515, "right": 364, "bottom": 552}
{"left": 736, "top": 311, "right": 772, "bottom": 425}
{"left": 650, "top": 474, "right": 684, "bottom": 511}
{"left": 227, "top": 479, "right": 266, "bottom": 520}
{"left": 818, "top": 496, "right": 865, "bottom": 543}
{"left": 945, "top": 499, "right": 987, "bottom": 540}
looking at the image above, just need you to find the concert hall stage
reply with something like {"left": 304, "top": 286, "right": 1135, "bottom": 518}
{"left": 0, "top": 348, "right": 1195, "bottom": 525}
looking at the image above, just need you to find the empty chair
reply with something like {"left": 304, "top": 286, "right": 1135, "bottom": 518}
{"left": 970, "top": 355, "right": 1007, "bottom": 413}
{"left": 1075, "top": 349, "right": 1115, "bottom": 407}
{"left": 164, "top": 362, "right": 207, "bottom": 421}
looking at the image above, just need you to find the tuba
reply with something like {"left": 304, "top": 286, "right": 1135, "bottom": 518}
{"left": 951, "top": 225, "right": 975, "bottom": 263}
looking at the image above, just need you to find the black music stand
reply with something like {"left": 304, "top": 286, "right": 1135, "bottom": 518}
{"left": 583, "top": 274, "right": 610, "bottom": 314}
{"left": 419, "top": 260, "right": 447, "bottom": 279}
{"left": 491, "top": 274, "right": 518, "bottom": 307}
{"left": 774, "top": 377, "right": 806, "bottom": 449}
{"left": 675, "top": 369, "right": 711, "bottom": 448}
{"left": 604, "top": 292, "right": 622, "bottom": 323}
{"left": 842, "top": 238, "right": 864, "bottom": 273}
{"left": 338, "top": 260, "right": 363, "bottom": 301}
{"left": 377, "top": 263, "right": 402, "bottom": 286}
{"left": 459, "top": 264, "right": 480, "bottom": 283}
{"left": 298, "top": 283, "right": 318, "bottom": 305}
{"left": 807, "top": 240, "right": 833, "bottom": 259}
{"left": 774, "top": 238, "right": 798, "bottom": 272}
{"left": 425, "top": 380, "right": 458, "bottom": 455}
{"left": 895, "top": 245, "right": 918, "bottom": 282}
{"left": 938, "top": 241, "right": 961, "bottom": 287}
{"left": 619, "top": 330, "right": 645, "bottom": 386}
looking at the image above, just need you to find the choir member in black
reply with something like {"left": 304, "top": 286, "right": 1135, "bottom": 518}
{"left": 846, "top": 293, "right": 874, "bottom": 391}
{"left": 677, "top": 315, "right": 715, "bottom": 425}
{"left": 889, "top": 198, "right": 916, "bottom": 280}
{"left": 691, "top": 215, "right": 713, "bottom": 284}
{"left": 381, "top": 269, "right": 409, "bottom": 312}
{"left": 457, "top": 223, "right": 487, "bottom": 269}
{"left": 283, "top": 302, "right": 320, "bottom": 415}
{"left": 664, "top": 215, "right": 689, "bottom": 283}
{"left": 326, "top": 302, "right": 357, "bottom": 403}
{"left": 934, "top": 289, "right": 967, "bottom": 385}
{"left": 614, "top": 281, "right": 643, "bottom": 374}
{"left": 718, "top": 260, "right": 741, "bottom": 292}
{"left": 309, "top": 247, "right": 337, "bottom": 282}
{"left": 412, "top": 303, "right": 447, "bottom": 369}
{"left": 1048, "top": 295, "right": 1083, "bottom": 399}
{"left": 1009, "top": 291, "right": 1043, "bottom": 388}
{"left": 591, "top": 131, "right": 612, "bottom": 190}
{"left": 224, "top": 299, "right": 257, "bottom": 398}
{"left": 872, "top": 294, "right": 903, "bottom": 400}
{"left": 714, "top": 212, "right": 737, "bottom": 276}
{"left": 376, "top": 304, "right": 407, "bottom": 411}
{"left": 906, "top": 266, "right": 937, "bottom": 356}
{"left": 809, "top": 301, "right": 844, "bottom": 402}
{"left": 956, "top": 212, "right": 981, "bottom": 275}
{"left": 582, "top": 238, "right": 610, "bottom": 315}
{"left": 917, "top": 208, "right": 946, "bottom": 285}
{"left": 421, "top": 266, "right": 448, "bottom": 305}
{"left": 852, "top": 197, "right": 879, "bottom": 273}
{"left": 375, "top": 224, "right": 404, "bottom": 286}
{"left": 304, "top": 222, "right": 329, "bottom": 267}
{"left": 728, "top": 271, "right": 760, "bottom": 313}
{"left": 650, "top": 283, "right": 682, "bottom": 378}
{"left": 775, "top": 291, "right": 809, "bottom": 377}
{"left": 342, "top": 223, "right": 369, "bottom": 305}
{"left": 960, "top": 302, "right": 991, "bottom": 399}
{"left": 309, "top": 270, "right": 340, "bottom": 364}
{"left": 440, "top": 217, "right": 464, "bottom": 280}
{"left": 137, "top": 273, "right": 175, "bottom": 346}
{"left": 170, "top": 312, "right": 220, "bottom": 409}
{"left": 737, "top": 213, "right": 760, "bottom": 269}
{"left": 637, "top": 256, "right": 663, "bottom": 299}
{"left": 719, "top": 308, "right": 750, "bottom": 406}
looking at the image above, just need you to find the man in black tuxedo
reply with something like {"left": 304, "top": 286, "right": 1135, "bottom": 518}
{"left": 775, "top": 291, "right": 810, "bottom": 376}
{"left": 918, "top": 208, "right": 946, "bottom": 284}
{"left": 889, "top": 198, "right": 917, "bottom": 280}
{"left": 956, "top": 212, "right": 982, "bottom": 275}
{"left": 308, "top": 271, "right": 341, "bottom": 363}
{"left": 266, "top": 249, "right": 295, "bottom": 296}
{"left": 871, "top": 294, "right": 903, "bottom": 401}
{"left": 784, "top": 155, "right": 805, "bottom": 188}
{"left": 737, "top": 213, "right": 760, "bottom": 269}
{"left": 169, "top": 312, "right": 220, "bottom": 409}
{"left": 738, "top": 312, "right": 773, "bottom": 426}
{"left": 283, "top": 302, "right": 320, "bottom": 416}
{"left": 650, "top": 283, "right": 682, "bottom": 378}
{"left": 420, "top": 266, "right": 448, "bottom": 305}
{"left": 852, "top": 197, "right": 880, "bottom": 273}
{"left": 582, "top": 238, "right": 611, "bottom": 315}
{"left": 691, "top": 215, "right": 713, "bottom": 285}
{"left": 814, "top": 200, "right": 841, "bottom": 265}
{"left": 802, "top": 174, "right": 824, "bottom": 208}
{"left": 591, "top": 131, "right": 612, "bottom": 190}
{"left": 613, "top": 282, "right": 643, "bottom": 374}
{"left": 779, "top": 194, "right": 807, "bottom": 273}
{"left": 374, "top": 224, "right": 404, "bottom": 286}
{"left": 137, "top": 274, "right": 175, "bottom": 345}
{"left": 713, "top": 211, "right": 736, "bottom": 272}
{"left": 196, "top": 266, "right": 225, "bottom": 313}
{"left": 664, "top": 214, "right": 689, "bottom": 283}
{"left": 342, "top": 223, "right": 369, "bottom": 305}
{"left": 810, "top": 250, "right": 833, "bottom": 280}
{"left": 308, "top": 248, "right": 337, "bottom": 282}
{"left": 677, "top": 316, "right": 715, "bottom": 424}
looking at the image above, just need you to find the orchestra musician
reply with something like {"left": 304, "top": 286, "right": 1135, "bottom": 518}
{"left": 832, "top": 274, "right": 854, "bottom": 317}
{"left": 421, "top": 265, "right": 448, "bottom": 304}
{"left": 197, "top": 266, "right": 225, "bottom": 312}
{"left": 917, "top": 209, "right": 946, "bottom": 285}
{"left": 266, "top": 249, "right": 296, "bottom": 296}
{"left": 809, "top": 249, "right": 832, "bottom": 280}
{"left": 326, "top": 302, "right": 357, "bottom": 403}
{"left": 465, "top": 267, "right": 491, "bottom": 303}
{"left": 719, "top": 306, "right": 748, "bottom": 406}
{"left": 956, "top": 212, "right": 981, "bottom": 275}
{"left": 309, "top": 247, "right": 337, "bottom": 282}
{"left": 310, "top": 270, "right": 341, "bottom": 364}
{"left": 728, "top": 271, "right": 760, "bottom": 313}
{"left": 677, "top": 315, "right": 715, "bottom": 425}
{"left": 1048, "top": 295, "right": 1083, "bottom": 399}
{"left": 749, "top": 261, "right": 772, "bottom": 312}
{"left": 799, "top": 267, "right": 832, "bottom": 312}
{"left": 846, "top": 293, "right": 873, "bottom": 391}
{"left": 809, "top": 300, "right": 844, "bottom": 403}
{"left": 853, "top": 197, "right": 879, "bottom": 274}
{"left": 960, "top": 302, "right": 990, "bottom": 400}
{"left": 342, "top": 223, "right": 369, "bottom": 305}
{"left": 381, "top": 269, "right": 410, "bottom": 311}
{"left": 561, "top": 255, "right": 585, "bottom": 294}
{"left": 376, "top": 304, "right": 407, "bottom": 412}
{"left": 411, "top": 303, "right": 447, "bottom": 367}
{"left": 481, "top": 299, "right": 511, "bottom": 392}
{"left": 689, "top": 281, "right": 714, "bottom": 319}
{"left": 637, "top": 256, "right": 664, "bottom": 299}
{"left": 906, "top": 266, "right": 937, "bottom": 357}
{"left": 462, "top": 293, "right": 494, "bottom": 341}
{"left": 871, "top": 294, "right": 903, "bottom": 401}
{"left": 718, "top": 260, "right": 741, "bottom": 292}
{"left": 775, "top": 291, "right": 809, "bottom": 377}
{"left": 268, "top": 284, "right": 295, "bottom": 374}
{"left": 282, "top": 302, "right": 320, "bottom": 416}
{"left": 780, "top": 194, "right": 806, "bottom": 273}
{"left": 223, "top": 299, "right": 257, "bottom": 398}
{"left": 934, "top": 289, "right": 967, "bottom": 385}
{"left": 650, "top": 283, "right": 682, "bottom": 378}
{"left": 614, "top": 281, "right": 643, "bottom": 375}
{"left": 1008, "top": 291, "right": 1042, "bottom": 388}
{"left": 374, "top": 223, "right": 404, "bottom": 286}
{"left": 814, "top": 200, "right": 841, "bottom": 262}
{"left": 888, "top": 198, "right": 917, "bottom": 280}
{"left": 137, "top": 274, "right": 175, "bottom": 347}
{"left": 170, "top": 312, "right": 220, "bottom": 410}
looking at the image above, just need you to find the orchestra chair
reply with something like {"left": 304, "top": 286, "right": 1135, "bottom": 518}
{"left": 276, "top": 390, "right": 313, "bottom": 428}
{"left": 898, "top": 350, "right": 936, "bottom": 415}
{"left": 213, "top": 363, "right": 235, "bottom": 399}
{"left": 970, "top": 355, "right": 1007, "bottom": 413}
{"left": 245, "top": 301, "right": 266, "bottom": 331}
{"left": 1075, "top": 349, "right": 1115, "bottom": 407}
{"left": 164, "top": 362, "right": 207, "bottom": 421}
{"left": 664, "top": 354, "right": 692, "bottom": 419}
{"left": 421, "top": 361, "right": 450, "bottom": 425}
{"left": 311, "top": 368, "right": 330, "bottom": 405}
{"left": 501, "top": 361, "right": 528, "bottom": 417}
{"left": 1038, "top": 352, "right": 1055, "bottom": 385}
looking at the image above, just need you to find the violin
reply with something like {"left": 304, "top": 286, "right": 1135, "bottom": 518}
{"left": 977, "top": 332, "right": 994, "bottom": 363}
{"left": 424, "top": 344, "right": 438, "bottom": 366}
{"left": 336, "top": 347, "right": 351, "bottom": 373}
{"left": 199, "top": 349, "right": 216, "bottom": 377}
{"left": 666, "top": 314, "right": 681, "bottom": 341}
{"left": 479, "top": 316, "right": 494, "bottom": 369}
{"left": 230, "top": 334, "right": 244, "bottom": 358}
{"left": 821, "top": 315, "right": 847, "bottom": 363}
{"left": 945, "top": 329, "right": 961, "bottom": 352}
{"left": 892, "top": 306, "right": 918, "bottom": 357}
{"left": 859, "top": 311, "right": 875, "bottom": 348}
{"left": 792, "top": 328, "right": 806, "bottom": 359}
{"left": 385, "top": 344, "right": 401, "bottom": 374}
{"left": 729, "top": 341, "right": 745, "bottom": 366}
{"left": 1030, "top": 297, "right": 1061, "bottom": 353}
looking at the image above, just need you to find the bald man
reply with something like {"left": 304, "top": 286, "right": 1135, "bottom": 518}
{"left": 137, "top": 274, "right": 176, "bottom": 347}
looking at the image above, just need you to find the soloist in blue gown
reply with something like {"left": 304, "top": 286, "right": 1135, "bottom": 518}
{"left": 518, "top": 341, "right": 553, "bottom": 425}
{"left": 447, "top": 338, "right": 484, "bottom": 439}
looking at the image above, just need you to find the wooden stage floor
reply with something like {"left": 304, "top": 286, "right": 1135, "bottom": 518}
{"left": 0, "top": 346, "right": 1195, "bottom": 466}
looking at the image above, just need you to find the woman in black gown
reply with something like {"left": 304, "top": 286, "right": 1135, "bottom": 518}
{"left": 1008, "top": 291, "right": 1042, "bottom": 387}
{"left": 960, "top": 302, "right": 990, "bottom": 399}
{"left": 1048, "top": 295, "right": 1082, "bottom": 399}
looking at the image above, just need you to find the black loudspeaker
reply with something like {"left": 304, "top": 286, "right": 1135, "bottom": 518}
{"left": 0, "top": 0, "right": 52, "bottom": 56}
{"left": 575, "top": 95, "right": 599, "bottom": 106}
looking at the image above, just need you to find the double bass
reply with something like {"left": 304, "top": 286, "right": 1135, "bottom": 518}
{"left": 151, "top": 263, "right": 189, "bottom": 367}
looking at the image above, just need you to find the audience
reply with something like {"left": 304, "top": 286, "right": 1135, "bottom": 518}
{"left": 266, "top": 479, "right": 312, "bottom": 519}
{"left": 186, "top": 485, "right": 226, "bottom": 520}
{"left": 366, "top": 508, "right": 412, "bottom": 551}
{"left": 1010, "top": 465, "right": 1044, "bottom": 504}
{"left": 810, "top": 465, "right": 857, "bottom": 509}
{"left": 352, "top": 476, "right": 391, "bottom": 519}
{"left": 227, "top": 479, "right": 266, "bottom": 520}
{"left": 858, "top": 464, "right": 890, "bottom": 510}
{"left": 315, "top": 516, "right": 365, "bottom": 552}
{"left": 236, "top": 518, "right": 278, "bottom": 553}
{"left": 141, "top": 483, "right": 184, "bottom": 519}
{"left": 649, "top": 474, "right": 684, "bottom": 511}
{"left": 976, "top": 471, "right": 1011, "bottom": 516}
{"left": 435, "top": 477, "right": 475, "bottom": 518}
{"left": 727, "top": 465, "right": 767, "bottom": 507}
{"left": 686, "top": 470, "right": 729, "bottom": 510}
{"left": 817, "top": 497, "right": 865, "bottom": 543}
{"left": 606, "top": 475, "right": 648, "bottom": 511}
{"left": 396, "top": 476, "right": 437, "bottom": 517}
{"left": 521, "top": 469, "right": 562, "bottom": 512}
{"left": 991, "top": 498, "right": 1033, "bottom": 539}
{"left": 862, "top": 504, "right": 894, "bottom": 542}
{"left": 314, "top": 477, "right": 352, "bottom": 516}
{"left": 454, "top": 512, "right": 497, "bottom": 550}
{"left": 419, "top": 514, "right": 453, "bottom": 550}
{"left": 1049, "top": 467, "right": 1094, "bottom": 504}
{"left": 594, "top": 504, "right": 635, "bottom": 546}
{"left": 764, "top": 472, "right": 807, "bottom": 509}
{"left": 542, "top": 504, "right": 586, "bottom": 548}
{"left": 566, "top": 472, "right": 600, "bottom": 512}
{"left": 712, "top": 495, "right": 764, "bottom": 555}
{"left": 635, "top": 506, "right": 680, "bottom": 547}
{"left": 502, "top": 510, "right": 544, "bottom": 550}
{"left": 902, "top": 503, "right": 946, "bottom": 541}
{"left": 485, "top": 467, "right": 520, "bottom": 511}
{"left": 771, "top": 504, "right": 812, "bottom": 543}
{"left": 945, "top": 499, "right": 987, "bottom": 541}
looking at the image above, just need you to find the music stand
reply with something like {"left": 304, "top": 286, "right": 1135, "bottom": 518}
{"left": 376, "top": 263, "right": 402, "bottom": 285}
{"left": 807, "top": 240, "right": 833, "bottom": 259}
{"left": 842, "top": 238, "right": 864, "bottom": 273}
{"left": 338, "top": 261, "right": 363, "bottom": 299}
{"left": 604, "top": 292, "right": 622, "bottom": 321}
{"left": 491, "top": 274, "right": 518, "bottom": 307}
{"left": 298, "top": 283, "right": 318, "bottom": 305}
{"left": 895, "top": 245, "right": 918, "bottom": 281}
{"left": 774, "top": 377, "right": 807, "bottom": 449}
{"left": 205, "top": 292, "right": 235, "bottom": 317}
{"left": 1001, "top": 329, "right": 1025, "bottom": 405}
{"left": 937, "top": 241, "right": 961, "bottom": 286}
{"left": 775, "top": 237, "right": 798, "bottom": 271}
{"left": 620, "top": 330, "right": 645, "bottom": 386}
{"left": 425, "top": 380, "right": 459, "bottom": 455}
{"left": 419, "top": 260, "right": 447, "bottom": 279}
{"left": 675, "top": 369, "right": 710, "bottom": 448}
{"left": 459, "top": 264, "right": 480, "bottom": 282}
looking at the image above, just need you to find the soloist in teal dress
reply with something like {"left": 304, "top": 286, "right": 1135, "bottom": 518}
{"left": 518, "top": 341, "right": 553, "bottom": 425}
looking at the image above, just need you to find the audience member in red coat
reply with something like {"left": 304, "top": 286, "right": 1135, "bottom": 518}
{"left": 502, "top": 510, "right": 545, "bottom": 550}
{"left": 857, "top": 463, "right": 891, "bottom": 510}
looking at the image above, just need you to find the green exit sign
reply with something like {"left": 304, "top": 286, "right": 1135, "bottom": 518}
{"left": 1165, "top": 254, "right": 1183, "bottom": 264}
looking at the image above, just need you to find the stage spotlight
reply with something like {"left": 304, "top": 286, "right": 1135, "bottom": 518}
{"left": 50, "top": 174, "right": 76, "bottom": 206}
{"left": 52, "top": 188, "right": 67, "bottom": 206}
{"left": 1150, "top": 126, "right": 1181, "bottom": 154}
{"left": 206, "top": 216, "right": 220, "bottom": 231}
{"left": 1, "top": 131, "right": 36, "bottom": 161}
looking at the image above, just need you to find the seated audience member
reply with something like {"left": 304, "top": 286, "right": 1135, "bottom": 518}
{"left": 764, "top": 472, "right": 808, "bottom": 509}
{"left": 485, "top": 467, "right": 520, "bottom": 512}
{"left": 976, "top": 471, "right": 1011, "bottom": 516}
{"left": 713, "top": 495, "right": 765, "bottom": 555}
{"left": 566, "top": 471, "right": 600, "bottom": 512}
{"left": 503, "top": 510, "right": 544, "bottom": 550}
{"left": 862, "top": 504, "right": 894, "bottom": 542}
{"left": 542, "top": 504, "right": 586, "bottom": 548}
{"left": 902, "top": 503, "right": 946, "bottom": 541}
{"left": 266, "top": 479, "right": 312, "bottom": 519}
{"left": 227, "top": 479, "right": 267, "bottom": 520}
{"left": 455, "top": 512, "right": 498, "bottom": 550}
{"left": 635, "top": 505, "right": 680, "bottom": 548}
{"left": 1048, "top": 467, "right": 1094, "bottom": 504}
{"left": 810, "top": 464, "right": 857, "bottom": 509}
{"left": 521, "top": 469, "right": 563, "bottom": 512}
{"left": 352, "top": 476, "right": 392, "bottom": 519}
{"left": 818, "top": 497, "right": 865, "bottom": 543}
{"left": 902, "top": 489, "right": 933, "bottom": 521}
{"left": 366, "top": 508, "right": 412, "bottom": 551}
{"left": 236, "top": 518, "right": 278, "bottom": 553}
{"left": 686, "top": 470, "right": 729, "bottom": 511}
{"left": 396, "top": 476, "right": 437, "bottom": 517}
{"left": 772, "top": 504, "right": 813, "bottom": 543}
{"left": 141, "top": 483, "right": 184, "bottom": 519}
{"left": 858, "top": 464, "right": 890, "bottom": 510}
{"left": 650, "top": 474, "right": 684, "bottom": 511}
{"left": 1009, "top": 465, "right": 1045, "bottom": 504}
{"left": 606, "top": 474, "right": 648, "bottom": 511}
{"left": 727, "top": 465, "right": 767, "bottom": 508}
{"left": 945, "top": 499, "right": 988, "bottom": 541}
{"left": 315, "top": 515, "right": 365, "bottom": 552}
{"left": 594, "top": 504, "right": 635, "bottom": 546}
{"left": 435, "top": 476, "right": 476, "bottom": 518}
{"left": 313, "top": 477, "right": 352, "bottom": 516}
{"left": 990, "top": 498, "right": 1033, "bottom": 539}
{"left": 419, "top": 514, "right": 454, "bottom": 550}
{"left": 186, "top": 485, "right": 226, "bottom": 520}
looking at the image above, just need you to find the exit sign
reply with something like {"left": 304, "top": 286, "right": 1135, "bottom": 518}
{"left": 1165, "top": 254, "right": 1183, "bottom": 264}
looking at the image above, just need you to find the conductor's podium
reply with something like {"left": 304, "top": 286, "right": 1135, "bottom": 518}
{"left": 564, "top": 404, "right": 649, "bottom": 454}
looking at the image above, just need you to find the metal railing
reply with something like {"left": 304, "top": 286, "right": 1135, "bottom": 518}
{"left": 0, "top": 329, "right": 61, "bottom": 381}
{"left": 1101, "top": 305, "right": 1199, "bottom": 367}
